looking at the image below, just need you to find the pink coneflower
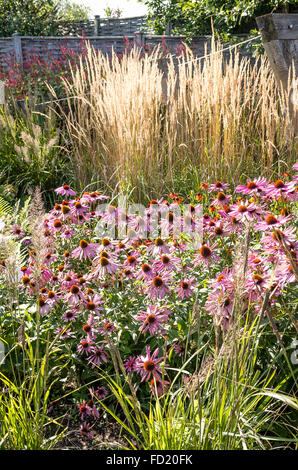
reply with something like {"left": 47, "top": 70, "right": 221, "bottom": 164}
{"left": 65, "top": 284, "right": 86, "bottom": 305}
{"left": 55, "top": 327, "right": 71, "bottom": 338}
{"left": 99, "top": 321, "right": 116, "bottom": 335}
{"left": 62, "top": 309, "right": 78, "bottom": 322}
{"left": 79, "top": 422, "right": 94, "bottom": 439}
{"left": 137, "top": 263, "right": 155, "bottom": 280}
{"left": 205, "top": 288, "right": 234, "bottom": 330}
{"left": 46, "top": 290, "right": 59, "bottom": 305}
{"left": 84, "top": 294, "right": 104, "bottom": 316}
{"left": 43, "top": 252, "right": 57, "bottom": 266}
{"left": 124, "top": 254, "right": 139, "bottom": 268}
{"left": 177, "top": 277, "right": 195, "bottom": 299}
{"left": 11, "top": 225, "right": 24, "bottom": 238}
{"left": 210, "top": 222, "right": 229, "bottom": 238}
{"left": 88, "top": 344, "right": 108, "bottom": 368}
{"left": 150, "top": 377, "right": 170, "bottom": 397}
{"left": 77, "top": 339, "right": 93, "bottom": 356}
{"left": 50, "top": 219, "right": 64, "bottom": 232}
{"left": 208, "top": 181, "right": 229, "bottom": 192}
{"left": 77, "top": 400, "right": 92, "bottom": 420}
{"left": 61, "top": 229, "right": 75, "bottom": 239}
{"left": 81, "top": 191, "right": 109, "bottom": 205}
{"left": 195, "top": 244, "right": 219, "bottom": 266}
{"left": 100, "top": 205, "right": 118, "bottom": 224}
{"left": 236, "top": 177, "right": 268, "bottom": 195}
{"left": 137, "top": 305, "right": 170, "bottom": 335}
{"left": 93, "top": 385, "right": 108, "bottom": 400}
{"left": 261, "top": 226, "right": 297, "bottom": 251}
{"left": 82, "top": 315, "right": 98, "bottom": 339}
{"left": 153, "top": 254, "right": 180, "bottom": 273}
{"left": 91, "top": 255, "right": 119, "bottom": 277}
{"left": 254, "top": 214, "right": 290, "bottom": 232}
{"left": 55, "top": 184, "right": 76, "bottom": 197}
{"left": 124, "top": 356, "right": 137, "bottom": 372}
{"left": 276, "top": 261, "right": 297, "bottom": 286}
{"left": 40, "top": 266, "right": 53, "bottom": 283}
{"left": 146, "top": 275, "right": 171, "bottom": 299}
{"left": 150, "top": 238, "right": 170, "bottom": 256}
{"left": 135, "top": 346, "right": 166, "bottom": 382}
{"left": 72, "top": 239, "right": 99, "bottom": 260}
{"left": 229, "top": 200, "right": 258, "bottom": 222}
{"left": 39, "top": 297, "right": 52, "bottom": 316}
{"left": 71, "top": 200, "right": 88, "bottom": 216}
{"left": 173, "top": 342, "right": 186, "bottom": 357}
{"left": 264, "top": 179, "right": 296, "bottom": 200}
{"left": 211, "top": 192, "right": 232, "bottom": 207}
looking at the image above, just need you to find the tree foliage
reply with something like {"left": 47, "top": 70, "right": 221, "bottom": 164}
{"left": 0, "top": 0, "right": 91, "bottom": 37}
{"left": 141, "top": 0, "right": 298, "bottom": 37}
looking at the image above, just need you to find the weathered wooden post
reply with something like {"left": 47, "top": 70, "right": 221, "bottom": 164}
{"left": 0, "top": 81, "right": 4, "bottom": 105}
{"left": 134, "top": 31, "right": 144, "bottom": 52}
{"left": 12, "top": 32, "right": 23, "bottom": 68}
{"left": 256, "top": 13, "right": 298, "bottom": 132}
{"left": 94, "top": 15, "right": 101, "bottom": 36}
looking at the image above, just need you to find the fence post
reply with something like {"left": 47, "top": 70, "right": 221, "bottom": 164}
{"left": 256, "top": 13, "right": 298, "bottom": 134}
{"left": 165, "top": 22, "right": 172, "bottom": 35}
{"left": 13, "top": 32, "right": 23, "bottom": 67}
{"left": 0, "top": 81, "right": 4, "bottom": 105}
{"left": 94, "top": 15, "right": 101, "bottom": 36}
{"left": 134, "top": 31, "right": 144, "bottom": 52}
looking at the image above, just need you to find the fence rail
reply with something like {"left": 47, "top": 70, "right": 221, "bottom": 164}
{"left": 53, "top": 15, "right": 152, "bottom": 37}
{"left": 0, "top": 33, "right": 257, "bottom": 72}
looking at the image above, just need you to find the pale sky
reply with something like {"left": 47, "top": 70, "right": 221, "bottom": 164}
{"left": 72, "top": 0, "right": 148, "bottom": 17}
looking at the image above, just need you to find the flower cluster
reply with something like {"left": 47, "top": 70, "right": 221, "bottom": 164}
{"left": 1, "top": 164, "right": 297, "bottom": 433}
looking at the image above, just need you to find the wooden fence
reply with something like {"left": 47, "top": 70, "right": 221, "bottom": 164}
{"left": 50, "top": 16, "right": 152, "bottom": 37}
{"left": 0, "top": 33, "right": 256, "bottom": 72}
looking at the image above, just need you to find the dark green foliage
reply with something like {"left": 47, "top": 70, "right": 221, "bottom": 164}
{"left": 142, "top": 0, "right": 298, "bottom": 37}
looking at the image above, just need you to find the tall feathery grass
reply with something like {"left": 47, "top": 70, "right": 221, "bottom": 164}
{"left": 55, "top": 40, "right": 297, "bottom": 200}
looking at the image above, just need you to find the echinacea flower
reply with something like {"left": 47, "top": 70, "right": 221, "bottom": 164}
{"left": 177, "top": 277, "right": 195, "bottom": 299}
{"left": 135, "top": 346, "right": 166, "bottom": 382}
{"left": 79, "top": 422, "right": 94, "bottom": 439}
{"left": 10, "top": 225, "right": 24, "bottom": 238}
{"left": 99, "top": 321, "right": 116, "bottom": 335}
{"left": 88, "top": 344, "right": 108, "bottom": 368}
{"left": 208, "top": 181, "right": 229, "bottom": 192}
{"left": 55, "top": 184, "right": 76, "bottom": 197}
{"left": 211, "top": 192, "right": 232, "bottom": 207}
{"left": 93, "top": 385, "right": 108, "bottom": 400}
{"left": 229, "top": 200, "right": 258, "bottom": 222}
{"left": 62, "top": 310, "right": 78, "bottom": 322}
{"left": 137, "top": 263, "right": 155, "bottom": 280}
{"left": 150, "top": 377, "right": 170, "bottom": 397}
{"left": 77, "top": 339, "right": 93, "bottom": 356}
{"left": 65, "top": 284, "right": 86, "bottom": 305}
{"left": 173, "top": 342, "right": 186, "bottom": 357}
{"left": 153, "top": 254, "right": 180, "bottom": 273}
{"left": 137, "top": 305, "right": 170, "bottom": 335}
{"left": 55, "top": 327, "right": 71, "bottom": 338}
{"left": 236, "top": 177, "right": 268, "bottom": 196}
{"left": 77, "top": 400, "right": 92, "bottom": 420}
{"left": 195, "top": 244, "right": 219, "bottom": 266}
{"left": 72, "top": 239, "right": 99, "bottom": 260}
{"left": 124, "top": 356, "right": 137, "bottom": 372}
{"left": 146, "top": 274, "right": 171, "bottom": 299}
{"left": 39, "top": 297, "right": 52, "bottom": 316}
{"left": 205, "top": 287, "right": 234, "bottom": 330}
{"left": 264, "top": 179, "right": 296, "bottom": 200}
{"left": 254, "top": 214, "right": 290, "bottom": 232}
{"left": 91, "top": 255, "right": 119, "bottom": 277}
